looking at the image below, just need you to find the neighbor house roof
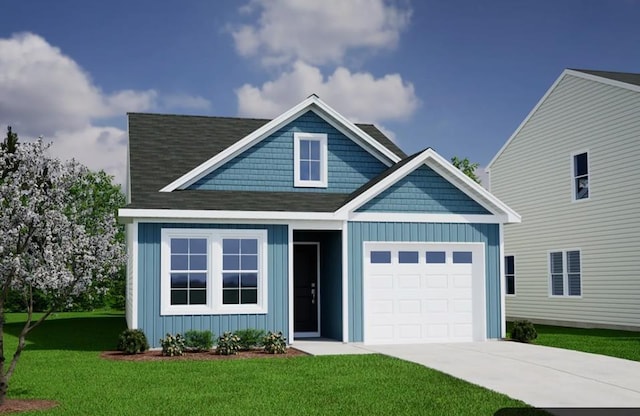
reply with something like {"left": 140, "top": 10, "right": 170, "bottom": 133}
{"left": 127, "top": 111, "right": 405, "bottom": 212}
{"left": 571, "top": 69, "right": 640, "bottom": 87}
{"left": 487, "top": 68, "right": 640, "bottom": 171}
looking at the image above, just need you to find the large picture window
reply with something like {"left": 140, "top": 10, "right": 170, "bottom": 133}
{"left": 549, "top": 250, "right": 581, "bottom": 297}
{"left": 294, "top": 132, "right": 327, "bottom": 188}
{"left": 161, "top": 229, "right": 268, "bottom": 315}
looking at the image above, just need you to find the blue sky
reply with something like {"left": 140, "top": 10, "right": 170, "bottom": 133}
{"left": 1, "top": 0, "right": 638, "bottom": 184}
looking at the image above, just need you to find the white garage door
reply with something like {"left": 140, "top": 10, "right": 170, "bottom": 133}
{"left": 363, "top": 243, "right": 486, "bottom": 344}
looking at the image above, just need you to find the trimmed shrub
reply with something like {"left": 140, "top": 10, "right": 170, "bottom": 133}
{"left": 184, "top": 330, "right": 214, "bottom": 352}
{"left": 160, "top": 333, "right": 186, "bottom": 356}
{"left": 510, "top": 320, "right": 538, "bottom": 343}
{"left": 263, "top": 331, "right": 287, "bottom": 354}
{"left": 117, "top": 329, "right": 149, "bottom": 354}
{"left": 235, "top": 328, "right": 266, "bottom": 351}
{"left": 216, "top": 332, "right": 241, "bottom": 355}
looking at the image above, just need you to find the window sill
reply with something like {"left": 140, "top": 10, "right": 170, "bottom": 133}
{"left": 161, "top": 305, "right": 268, "bottom": 316}
{"left": 294, "top": 180, "right": 327, "bottom": 188}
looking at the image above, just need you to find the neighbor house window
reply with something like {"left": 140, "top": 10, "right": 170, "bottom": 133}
{"left": 161, "top": 229, "right": 268, "bottom": 315}
{"left": 505, "top": 255, "right": 515, "bottom": 295}
{"left": 572, "top": 152, "right": 589, "bottom": 200}
{"left": 549, "top": 250, "right": 581, "bottom": 297}
{"left": 294, "top": 132, "right": 327, "bottom": 188}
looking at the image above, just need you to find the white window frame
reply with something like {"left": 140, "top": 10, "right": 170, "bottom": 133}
{"left": 571, "top": 150, "right": 590, "bottom": 202}
{"left": 160, "top": 228, "right": 268, "bottom": 315}
{"left": 505, "top": 254, "right": 515, "bottom": 296}
{"left": 293, "top": 132, "right": 328, "bottom": 188}
{"left": 548, "top": 249, "right": 582, "bottom": 298}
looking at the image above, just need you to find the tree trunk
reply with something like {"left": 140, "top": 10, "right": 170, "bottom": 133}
{"left": 0, "top": 284, "right": 52, "bottom": 406}
{"left": 0, "top": 280, "right": 8, "bottom": 406}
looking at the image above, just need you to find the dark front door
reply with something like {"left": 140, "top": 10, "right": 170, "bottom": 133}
{"left": 294, "top": 243, "right": 319, "bottom": 334}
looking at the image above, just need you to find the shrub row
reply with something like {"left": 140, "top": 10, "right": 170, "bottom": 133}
{"left": 117, "top": 328, "right": 287, "bottom": 356}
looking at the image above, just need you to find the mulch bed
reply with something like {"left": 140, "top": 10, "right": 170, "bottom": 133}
{"left": 0, "top": 399, "right": 58, "bottom": 414}
{"left": 101, "top": 348, "right": 308, "bottom": 361}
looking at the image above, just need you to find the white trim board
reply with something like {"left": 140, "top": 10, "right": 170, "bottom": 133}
{"left": 159, "top": 95, "right": 401, "bottom": 192}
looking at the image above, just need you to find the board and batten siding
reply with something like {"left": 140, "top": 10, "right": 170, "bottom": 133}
{"left": 357, "top": 165, "right": 490, "bottom": 214}
{"left": 137, "top": 223, "right": 288, "bottom": 347}
{"left": 490, "top": 74, "right": 640, "bottom": 328}
{"left": 125, "top": 223, "right": 135, "bottom": 328}
{"left": 347, "top": 222, "right": 502, "bottom": 342}
{"left": 188, "top": 111, "right": 387, "bottom": 193}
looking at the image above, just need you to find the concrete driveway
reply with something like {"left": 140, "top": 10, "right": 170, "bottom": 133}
{"left": 364, "top": 341, "right": 640, "bottom": 408}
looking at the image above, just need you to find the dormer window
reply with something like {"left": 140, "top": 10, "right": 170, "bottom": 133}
{"left": 294, "top": 132, "right": 327, "bottom": 188}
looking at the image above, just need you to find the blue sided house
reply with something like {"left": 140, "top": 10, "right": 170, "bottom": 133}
{"left": 119, "top": 95, "right": 520, "bottom": 347}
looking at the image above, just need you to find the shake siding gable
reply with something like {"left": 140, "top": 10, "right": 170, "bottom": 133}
{"left": 137, "top": 223, "right": 288, "bottom": 347}
{"left": 357, "top": 165, "right": 490, "bottom": 214}
{"left": 490, "top": 73, "right": 640, "bottom": 329}
{"left": 188, "top": 111, "right": 387, "bottom": 193}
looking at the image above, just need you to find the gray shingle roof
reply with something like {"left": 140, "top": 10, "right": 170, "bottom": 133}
{"left": 127, "top": 112, "right": 405, "bottom": 212}
{"left": 572, "top": 69, "right": 640, "bottom": 87}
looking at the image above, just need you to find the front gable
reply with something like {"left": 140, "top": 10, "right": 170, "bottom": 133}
{"left": 356, "top": 165, "right": 490, "bottom": 214}
{"left": 187, "top": 111, "right": 388, "bottom": 194}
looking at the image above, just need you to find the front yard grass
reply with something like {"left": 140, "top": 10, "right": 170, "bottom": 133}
{"left": 3, "top": 312, "right": 534, "bottom": 415}
{"left": 508, "top": 322, "right": 640, "bottom": 362}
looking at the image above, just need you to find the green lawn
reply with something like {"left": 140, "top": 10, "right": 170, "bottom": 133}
{"left": 508, "top": 322, "right": 640, "bottom": 362}
{"left": 1, "top": 312, "right": 535, "bottom": 415}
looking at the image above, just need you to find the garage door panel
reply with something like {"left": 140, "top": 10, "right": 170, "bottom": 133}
{"left": 398, "top": 299, "right": 421, "bottom": 314}
{"left": 397, "top": 275, "right": 421, "bottom": 288}
{"left": 369, "top": 274, "right": 394, "bottom": 289}
{"left": 426, "top": 274, "right": 448, "bottom": 288}
{"left": 424, "top": 299, "right": 448, "bottom": 313}
{"left": 364, "top": 243, "right": 485, "bottom": 344}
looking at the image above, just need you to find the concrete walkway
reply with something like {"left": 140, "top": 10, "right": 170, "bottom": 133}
{"left": 293, "top": 339, "right": 640, "bottom": 408}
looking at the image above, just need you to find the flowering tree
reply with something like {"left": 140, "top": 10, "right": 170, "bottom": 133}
{"left": 0, "top": 128, "right": 125, "bottom": 404}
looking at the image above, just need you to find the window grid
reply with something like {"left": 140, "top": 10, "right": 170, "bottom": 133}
{"left": 505, "top": 255, "right": 515, "bottom": 295}
{"left": 169, "top": 238, "right": 207, "bottom": 306}
{"left": 222, "top": 238, "right": 259, "bottom": 305}
{"left": 549, "top": 250, "right": 581, "bottom": 297}
{"left": 299, "top": 139, "right": 321, "bottom": 182}
{"left": 573, "top": 152, "right": 589, "bottom": 200}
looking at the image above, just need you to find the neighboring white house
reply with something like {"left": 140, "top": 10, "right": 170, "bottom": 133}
{"left": 487, "top": 69, "right": 640, "bottom": 330}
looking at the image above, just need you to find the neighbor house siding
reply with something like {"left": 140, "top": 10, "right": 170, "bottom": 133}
{"left": 490, "top": 74, "right": 640, "bottom": 328}
{"left": 188, "top": 111, "right": 387, "bottom": 193}
{"left": 347, "top": 222, "right": 501, "bottom": 342}
{"left": 357, "top": 165, "right": 490, "bottom": 214}
{"left": 137, "top": 223, "right": 288, "bottom": 347}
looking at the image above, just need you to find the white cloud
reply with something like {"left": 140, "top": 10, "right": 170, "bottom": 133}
{"left": 0, "top": 32, "right": 211, "bottom": 184}
{"left": 47, "top": 126, "right": 128, "bottom": 185}
{"left": 231, "top": 0, "right": 411, "bottom": 66}
{"left": 236, "top": 61, "right": 419, "bottom": 126}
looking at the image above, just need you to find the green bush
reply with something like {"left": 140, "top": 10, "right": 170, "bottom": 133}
{"left": 117, "top": 329, "right": 149, "bottom": 354}
{"left": 510, "top": 320, "right": 538, "bottom": 343}
{"left": 216, "top": 332, "right": 241, "bottom": 355}
{"left": 184, "top": 330, "right": 214, "bottom": 352}
{"left": 160, "top": 333, "right": 186, "bottom": 356}
{"left": 263, "top": 331, "right": 287, "bottom": 354}
{"left": 235, "top": 328, "right": 266, "bottom": 351}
